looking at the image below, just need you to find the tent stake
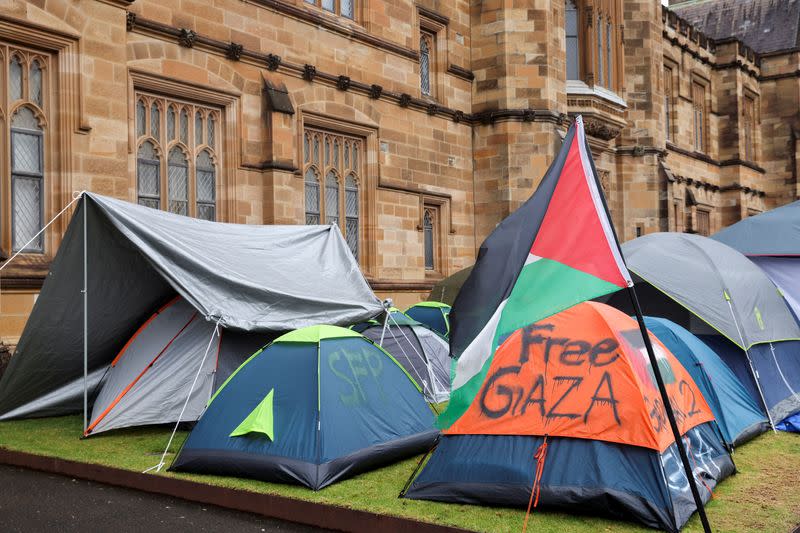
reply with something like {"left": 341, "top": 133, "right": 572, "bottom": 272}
{"left": 627, "top": 287, "right": 712, "bottom": 533}
{"left": 82, "top": 193, "right": 88, "bottom": 434}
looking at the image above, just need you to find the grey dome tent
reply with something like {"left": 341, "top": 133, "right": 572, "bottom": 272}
{"left": 606, "top": 232, "right": 800, "bottom": 428}
{"left": 713, "top": 200, "right": 800, "bottom": 320}
{"left": 0, "top": 193, "right": 383, "bottom": 431}
{"left": 352, "top": 309, "right": 451, "bottom": 403}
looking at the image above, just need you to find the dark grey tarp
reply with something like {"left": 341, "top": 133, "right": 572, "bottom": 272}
{"left": 0, "top": 193, "right": 381, "bottom": 419}
{"left": 621, "top": 233, "right": 800, "bottom": 349}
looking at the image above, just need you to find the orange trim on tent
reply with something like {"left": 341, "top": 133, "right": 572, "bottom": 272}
{"left": 110, "top": 296, "right": 182, "bottom": 367}
{"left": 85, "top": 311, "right": 198, "bottom": 436}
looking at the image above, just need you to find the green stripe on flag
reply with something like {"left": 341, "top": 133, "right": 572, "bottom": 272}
{"left": 437, "top": 257, "right": 623, "bottom": 429}
{"left": 496, "top": 257, "right": 622, "bottom": 340}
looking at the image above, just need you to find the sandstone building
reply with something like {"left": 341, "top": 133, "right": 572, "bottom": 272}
{"left": 0, "top": 0, "right": 799, "bottom": 344}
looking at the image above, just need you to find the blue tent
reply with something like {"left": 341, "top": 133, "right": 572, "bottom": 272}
{"left": 699, "top": 334, "right": 800, "bottom": 432}
{"left": 645, "top": 317, "right": 768, "bottom": 446}
{"left": 405, "top": 302, "right": 451, "bottom": 338}
{"left": 171, "top": 325, "right": 438, "bottom": 490}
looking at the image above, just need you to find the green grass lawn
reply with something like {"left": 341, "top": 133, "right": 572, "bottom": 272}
{"left": 0, "top": 416, "right": 798, "bottom": 532}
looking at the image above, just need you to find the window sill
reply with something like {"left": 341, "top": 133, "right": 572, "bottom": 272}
{"left": 566, "top": 80, "right": 627, "bottom": 109}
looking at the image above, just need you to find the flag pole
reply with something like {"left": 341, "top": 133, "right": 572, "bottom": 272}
{"left": 574, "top": 115, "right": 712, "bottom": 533}
{"left": 626, "top": 287, "right": 712, "bottom": 533}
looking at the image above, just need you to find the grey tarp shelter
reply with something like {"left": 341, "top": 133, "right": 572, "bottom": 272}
{"left": 606, "top": 232, "right": 800, "bottom": 426}
{"left": 0, "top": 193, "right": 383, "bottom": 426}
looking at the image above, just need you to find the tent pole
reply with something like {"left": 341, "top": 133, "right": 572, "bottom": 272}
{"left": 725, "top": 298, "right": 776, "bottom": 432}
{"left": 627, "top": 287, "right": 712, "bottom": 533}
{"left": 82, "top": 193, "right": 88, "bottom": 434}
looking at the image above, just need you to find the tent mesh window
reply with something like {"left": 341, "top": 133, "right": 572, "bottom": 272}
{"left": 5, "top": 47, "right": 50, "bottom": 254}
{"left": 303, "top": 126, "right": 362, "bottom": 259}
{"left": 135, "top": 91, "right": 221, "bottom": 220}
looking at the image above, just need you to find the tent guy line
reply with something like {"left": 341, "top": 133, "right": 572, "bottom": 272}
{"left": 144, "top": 317, "right": 223, "bottom": 474}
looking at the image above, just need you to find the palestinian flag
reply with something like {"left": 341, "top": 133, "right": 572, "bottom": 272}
{"left": 439, "top": 115, "right": 633, "bottom": 429}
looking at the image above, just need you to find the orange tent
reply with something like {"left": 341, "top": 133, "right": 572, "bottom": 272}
{"left": 404, "top": 302, "right": 733, "bottom": 532}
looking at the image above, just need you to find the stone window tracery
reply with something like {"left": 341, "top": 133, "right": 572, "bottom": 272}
{"left": 135, "top": 92, "right": 220, "bottom": 221}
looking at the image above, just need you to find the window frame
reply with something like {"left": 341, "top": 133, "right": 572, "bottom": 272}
{"left": 303, "top": 0, "right": 356, "bottom": 21}
{"left": 742, "top": 94, "right": 756, "bottom": 162}
{"left": 133, "top": 91, "right": 222, "bottom": 221}
{"left": 302, "top": 125, "right": 364, "bottom": 260}
{"left": 2, "top": 46, "right": 51, "bottom": 256}
{"left": 564, "top": 0, "right": 622, "bottom": 92}
{"left": 663, "top": 64, "right": 674, "bottom": 142}
{"left": 692, "top": 81, "right": 708, "bottom": 153}
{"left": 419, "top": 29, "right": 435, "bottom": 98}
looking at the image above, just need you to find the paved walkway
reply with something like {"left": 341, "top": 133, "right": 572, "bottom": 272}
{"left": 0, "top": 465, "right": 328, "bottom": 532}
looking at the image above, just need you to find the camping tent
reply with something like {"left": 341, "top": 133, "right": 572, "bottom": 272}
{"left": 403, "top": 302, "right": 733, "bottom": 532}
{"left": 84, "top": 296, "right": 272, "bottom": 436}
{"left": 713, "top": 201, "right": 800, "bottom": 321}
{"left": 170, "top": 325, "right": 439, "bottom": 490}
{"left": 645, "top": 317, "right": 768, "bottom": 446}
{"left": 609, "top": 232, "right": 800, "bottom": 429}
{"left": 0, "top": 193, "right": 382, "bottom": 424}
{"left": 405, "top": 301, "right": 451, "bottom": 338}
{"left": 427, "top": 267, "right": 472, "bottom": 306}
{"left": 352, "top": 309, "right": 451, "bottom": 403}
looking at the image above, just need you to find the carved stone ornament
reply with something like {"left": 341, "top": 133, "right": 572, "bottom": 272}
{"left": 582, "top": 118, "right": 621, "bottom": 141}
{"left": 126, "top": 11, "right": 137, "bottom": 31}
{"left": 226, "top": 42, "right": 243, "bottom": 61}
{"left": 522, "top": 109, "right": 535, "bottom": 122}
{"left": 399, "top": 93, "right": 411, "bottom": 107}
{"left": 598, "top": 170, "right": 611, "bottom": 195}
{"left": 303, "top": 64, "right": 317, "bottom": 81}
{"left": 453, "top": 110, "right": 465, "bottom": 123}
{"left": 178, "top": 29, "right": 197, "bottom": 48}
{"left": 266, "top": 53, "right": 281, "bottom": 71}
{"left": 337, "top": 75, "right": 351, "bottom": 91}
{"left": 427, "top": 103, "right": 438, "bottom": 116}
{"left": 369, "top": 84, "right": 383, "bottom": 99}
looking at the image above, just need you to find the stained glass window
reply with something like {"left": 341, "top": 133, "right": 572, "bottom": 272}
{"left": 134, "top": 92, "right": 222, "bottom": 219}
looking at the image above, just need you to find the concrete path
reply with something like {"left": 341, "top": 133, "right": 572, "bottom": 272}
{"left": 0, "top": 464, "right": 328, "bottom": 532}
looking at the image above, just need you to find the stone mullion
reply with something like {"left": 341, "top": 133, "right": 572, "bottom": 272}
{"left": 584, "top": 1, "right": 596, "bottom": 87}
{"left": 1, "top": 44, "right": 8, "bottom": 254}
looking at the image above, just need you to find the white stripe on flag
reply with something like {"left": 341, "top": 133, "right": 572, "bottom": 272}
{"left": 575, "top": 115, "right": 633, "bottom": 287}
{"left": 451, "top": 299, "right": 507, "bottom": 390}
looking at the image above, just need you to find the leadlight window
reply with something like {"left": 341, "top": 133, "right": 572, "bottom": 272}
{"left": 304, "top": 0, "right": 354, "bottom": 19}
{"left": 565, "top": 0, "right": 580, "bottom": 80}
{"left": 135, "top": 92, "right": 221, "bottom": 220}
{"left": 423, "top": 208, "right": 435, "bottom": 270}
{"left": 692, "top": 82, "right": 707, "bottom": 153}
{"left": 664, "top": 65, "right": 674, "bottom": 142}
{"left": 743, "top": 96, "right": 755, "bottom": 161}
{"left": 303, "top": 127, "right": 362, "bottom": 259}
{"left": 564, "top": 0, "right": 621, "bottom": 91}
{"left": 2, "top": 46, "right": 50, "bottom": 254}
{"left": 420, "top": 31, "right": 434, "bottom": 97}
